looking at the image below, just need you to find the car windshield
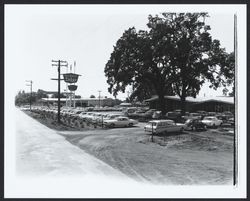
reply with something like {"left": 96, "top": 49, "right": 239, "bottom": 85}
{"left": 185, "top": 119, "right": 192, "bottom": 124}
{"left": 204, "top": 117, "right": 214, "bottom": 120}
{"left": 118, "top": 117, "right": 127, "bottom": 121}
{"left": 148, "top": 122, "right": 157, "bottom": 126}
{"left": 110, "top": 115, "right": 120, "bottom": 119}
{"left": 191, "top": 113, "right": 200, "bottom": 116}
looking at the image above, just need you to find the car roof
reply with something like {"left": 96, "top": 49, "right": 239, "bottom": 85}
{"left": 149, "top": 120, "right": 174, "bottom": 123}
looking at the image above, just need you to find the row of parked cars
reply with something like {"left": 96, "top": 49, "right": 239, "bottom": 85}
{"left": 23, "top": 106, "right": 139, "bottom": 128}
{"left": 143, "top": 115, "right": 234, "bottom": 135}
{"left": 125, "top": 107, "right": 234, "bottom": 125}
{"left": 123, "top": 108, "right": 235, "bottom": 135}
{"left": 21, "top": 106, "right": 234, "bottom": 133}
{"left": 144, "top": 118, "right": 219, "bottom": 134}
{"left": 77, "top": 111, "right": 138, "bottom": 127}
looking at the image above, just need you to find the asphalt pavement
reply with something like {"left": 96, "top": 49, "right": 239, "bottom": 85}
{"left": 15, "top": 108, "right": 125, "bottom": 178}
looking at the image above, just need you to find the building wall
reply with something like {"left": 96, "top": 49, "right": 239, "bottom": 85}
{"left": 149, "top": 99, "right": 194, "bottom": 112}
{"left": 148, "top": 98, "right": 234, "bottom": 113}
{"left": 165, "top": 99, "right": 194, "bottom": 112}
{"left": 193, "top": 101, "right": 234, "bottom": 113}
{"left": 75, "top": 99, "right": 114, "bottom": 107}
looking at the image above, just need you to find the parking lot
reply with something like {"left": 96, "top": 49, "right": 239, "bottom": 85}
{"left": 57, "top": 123, "right": 234, "bottom": 185}
{"left": 20, "top": 106, "right": 234, "bottom": 185}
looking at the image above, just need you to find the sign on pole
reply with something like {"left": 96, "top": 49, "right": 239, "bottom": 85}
{"left": 68, "top": 84, "right": 78, "bottom": 91}
{"left": 63, "top": 73, "right": 80, "bottom": 83}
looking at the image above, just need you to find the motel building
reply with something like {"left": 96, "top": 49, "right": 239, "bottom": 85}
{"left": 37, "top": 90, "right": 116, "bottom": 107}
{"left": 145, "top": 95, "right": 234, "bottom": 113}
{"left": 41, "top": 97, "right": 115, "bottom": 107}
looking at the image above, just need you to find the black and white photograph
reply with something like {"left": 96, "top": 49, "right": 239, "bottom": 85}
{"left": 4, "top": 3, "right": 247, "bottom": 198}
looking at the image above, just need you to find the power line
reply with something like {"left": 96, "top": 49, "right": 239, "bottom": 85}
{"left": 51, "top": 60, "right": 68, "bottom": 123}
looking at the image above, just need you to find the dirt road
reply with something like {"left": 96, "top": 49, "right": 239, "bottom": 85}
{"left": 58, "top": 124, "right": 234, "bottom": 185}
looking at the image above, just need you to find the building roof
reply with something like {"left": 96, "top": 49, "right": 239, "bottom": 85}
{"left": 145, "top": 95, "right": 234, "bottom": 104}
{"left": 41, "top": 97, "right": 112, "bottom": 102}
{"left": 41, "top": 98, "right": 67, "bottom": 102}
{"left": 120, "top": 103, "right": 132, "bottom": 106}
{"left": 148, "top": 119, "right": 174, "bottom": 123}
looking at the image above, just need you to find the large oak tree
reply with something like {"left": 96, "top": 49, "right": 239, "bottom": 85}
{"left": 105, "top": 13, "right": 234, "bottom": 115}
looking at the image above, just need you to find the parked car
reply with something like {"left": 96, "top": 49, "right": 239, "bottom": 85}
{"left": 207, "top": 112, "right": 216, "bottom": 116}
{"left": 182, "top": 113, "right": 202, "bottom": 121}
{"left": 78, "top": 112, "right": 94, "bottom": 121}
{"left": 152, "top": 111, "right": 162, "bottom": 119}
{"left": 165, "top": 111, "right": 182, "bottom": 122}
{"left": 89, "top": 113, "right": 103, "bottom": 123}
{"left": 138, "top": 109, "right": 157, "bottom": 119}
{"left": 216, "top": 114, "right": 228, "bottom": 123}
{"left": 228, "top": 117, "right": 235, "bottom": 126}
{"left": 144, "top": 119, "right": 186, "bottom": 134}
{"left": 95, "top": 113, "right": 109, "bottom": 123}
{"left": 185, "top": 119, "right": 207, "bottom": 131}
{"left": 196, "top": 110, "right": 208, "bottom": 116}
{"left": 103, "top": 114, "right": 122, "bottom": 121}
{"left": 127, "top": 110, "right": 145, "bottom": 118}
{"left": 103, "top": 116, "right": 138, "bottom": 128}
{"left": 201, "top": 116, "right": 223, "bottom": 127}
{"left": 222, "top": 111, "right": 234, "bottom": 120}
{"left": 123, "top": 107, "right": 137, "bottom": 116}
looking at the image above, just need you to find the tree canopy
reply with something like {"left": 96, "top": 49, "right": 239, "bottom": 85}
{"left": 104, "top": 13, "right": 234, "bottom": 114}
{"left": 15, "top": 89, "right": 48, "bottom": 106}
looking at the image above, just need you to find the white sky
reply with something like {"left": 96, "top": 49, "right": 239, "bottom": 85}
{"left": 5, "top": 5, "right": 235, "bottom": 100}
{"left": 4, "top": 5, "right": 247, "bottom": 198}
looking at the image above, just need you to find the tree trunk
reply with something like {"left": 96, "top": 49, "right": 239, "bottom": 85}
{"left": 180, "top": 96, "right": 186, "bottom": 116}
{"left": 158, "top": 92, "right": 166, "bottom": 115}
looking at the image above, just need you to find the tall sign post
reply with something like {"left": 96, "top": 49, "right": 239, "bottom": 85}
{"left": 63, "top": 62, "right": 81, "bottom": 108}
{"left": 51, "top": 60, "right": 68, "bottom": 123}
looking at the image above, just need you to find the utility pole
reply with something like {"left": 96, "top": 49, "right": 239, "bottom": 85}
{"left": 26, "top": 80, "right": 33, "bottom": 111}
{"left": 51, "top": 60, "right": 68, "bottom": 123}
{"left": 98, "top": 90, "right": 101, "bottom": 108}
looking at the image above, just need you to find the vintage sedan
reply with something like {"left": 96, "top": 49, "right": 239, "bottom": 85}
{"left": 185, "top": 119, "right": 207, "bottom": 131}
{"left": 182, "top": 113, "right": 202, "bottom": 121}
{"left": 201, "top": 116, "right": 223, "bottom": 127}
{"left": 103, "top": 117, "right": 138, "bottom": 128}
{"left": 144, "top": 119, "right": 186, "bottom": 134}
{"left": 228, "top": 117, "right": 235, "bottom": 126}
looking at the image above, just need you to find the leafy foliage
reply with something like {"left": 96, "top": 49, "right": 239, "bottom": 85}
{"left": 51, "top": 93, "right": 66, "bottom": 98}
{"left": 105, "top": 13, "right": 235, "bottom": 114}
{"left": 15, "top": 89, "right": 48, "bottom": 106}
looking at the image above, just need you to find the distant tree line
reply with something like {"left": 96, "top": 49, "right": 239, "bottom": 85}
{"left": 15, "top": 89, "right": 121, "bottom": 107}
{"left": 15, "top": 89, "right": 48, "bottom": 106}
